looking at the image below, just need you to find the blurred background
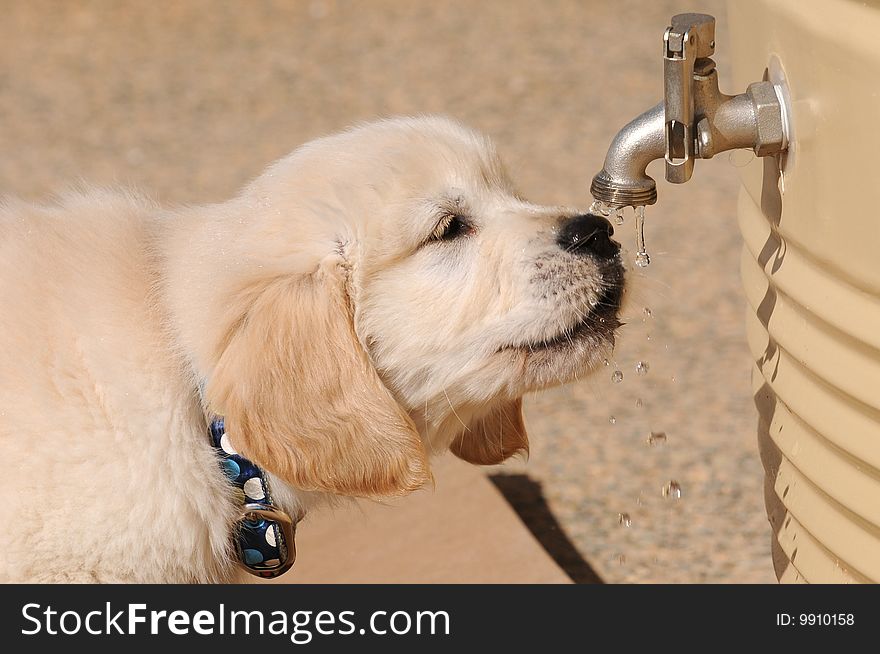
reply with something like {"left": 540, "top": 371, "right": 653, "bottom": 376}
{"left": 0, "top": 0, "right": 773, "bottom": 582}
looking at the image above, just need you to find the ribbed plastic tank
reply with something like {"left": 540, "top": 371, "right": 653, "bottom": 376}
{"left": 729, "top": 0, "right": 880, "bottom": 582}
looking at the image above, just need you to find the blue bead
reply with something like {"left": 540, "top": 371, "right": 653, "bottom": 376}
{"left": 221, "top": 459, "right": 240, "bottom": 480}
{"left": 243, "top": 548, "right": 264, "bottom": 565}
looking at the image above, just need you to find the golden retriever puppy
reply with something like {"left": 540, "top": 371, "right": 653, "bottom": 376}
{"left": 0, "top": 117, "right": 624, "bottom": 582}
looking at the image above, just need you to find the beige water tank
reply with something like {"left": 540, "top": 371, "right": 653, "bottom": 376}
{"left": 728, "top": 0, "right": 880, "bottom": 582}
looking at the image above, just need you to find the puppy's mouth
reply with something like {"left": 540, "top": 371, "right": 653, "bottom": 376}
{"left": 499, "top": 280, "right": 624, "bottom": 353}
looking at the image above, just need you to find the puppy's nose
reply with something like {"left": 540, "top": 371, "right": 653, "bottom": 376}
{"left": 557, "top": 213, "right": 618, "bottom": 258}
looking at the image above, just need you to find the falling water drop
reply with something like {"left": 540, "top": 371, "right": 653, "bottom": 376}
{"left": 614, "top": 207, "right": 625, "bottom": 225}
{"left": 634, "top": 205, "right": 651, "bottom": 267}
{"left": 603, "top": 358, "right": 610, "bottom": 367}
{"left": 662, "top": 480, "right": 682, "bottom": 499}
{"left": 611, "top": 370, "right": 624, "bottom": 384}
{"left": 617, "top": 512, "right": 632, "bottom": 527}
{"left": 635, "top": 398, "right": 643, "bottom": 409}
{"left": 635, "top": 361, "right": 650, "bottom": 376}
{"left": 643, "top": 307, "right": 652, "bottom": 318}
{"left": 590, "top": 199, "right": 613, "bottom": 217}
{"left": 609, "top": 415, "right": 616, "bottom": 424}
{"left": 647, "top": 431, "right": 668, "bottom": 446}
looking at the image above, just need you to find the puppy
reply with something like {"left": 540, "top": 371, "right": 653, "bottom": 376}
{"left": 0, "top": 117, "right": 624, "bottom": 582}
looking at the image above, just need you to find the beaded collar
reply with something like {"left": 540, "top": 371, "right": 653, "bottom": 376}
{"left": 209, "top": 417, "right": 298, "bottom": 578}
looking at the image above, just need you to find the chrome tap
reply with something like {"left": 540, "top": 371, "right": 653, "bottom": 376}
{"left": 590, "top": 13, "right": 790, "bottom": 208}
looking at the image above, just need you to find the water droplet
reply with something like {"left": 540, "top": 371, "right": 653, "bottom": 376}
{"left": 603, "top": 359, "right": 610, "bottom": 367}
{"left": 635, "top": 361, "right": 649, "bottom": 375}
{"left": 614, "top": 208, "right": 625, "bottom": 225}
{"left": 643, "top": 307, "right": 652, "bottom": 318}
{"left": 634, "top": 205, "right": 651, "bottom": 267}
{"left": 647, "top": 431, "right": 667, "bottom": 446}
{"left": 609, "top": 415, "right": 616, "bottom": 424}
{"left": 613, "top": 553, "right": 627, "bottom": 565}
{"left": 590, "top": 199, "right": 613, "bottom": 217}
{"left": 662, "top": 480, "right": 682, "bottom": 499}
{"left": 617, "top": 512, "right": 632, "bottom": 527}
{"left": 611, "top": 370, "right": 624, "bottom": 383}
{"left": 635, "top": 398, "right": 643, "bottom": 408}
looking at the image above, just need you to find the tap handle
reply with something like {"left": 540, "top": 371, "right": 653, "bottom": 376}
{"left": 663, "top": 13, "right": 715, "bottom": 184}
{"left": 667, "top": 13, "right": 715, "bottom": 58}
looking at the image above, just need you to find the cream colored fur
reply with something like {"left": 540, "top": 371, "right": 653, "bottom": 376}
{"left": 0, "top": 117, "right": 622, "bottom": 582}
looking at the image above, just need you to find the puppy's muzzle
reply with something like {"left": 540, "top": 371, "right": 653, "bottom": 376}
{"left": 557, "top": 212, "right": 624, "bottom": 312}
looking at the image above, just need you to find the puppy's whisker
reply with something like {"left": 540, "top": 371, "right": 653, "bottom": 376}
{"left": 424, "top": 395, "right": 429, "bottom": 433}
{"left": 442, "top": 388, "right": 469, "bottom": 432}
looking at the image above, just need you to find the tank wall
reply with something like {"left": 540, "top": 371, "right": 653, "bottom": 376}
{"left": 728, "top": 0, "right": 880, "bottom": 582}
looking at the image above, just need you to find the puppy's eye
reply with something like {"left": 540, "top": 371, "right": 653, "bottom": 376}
{"left": 430, "top": 214, "right": 472, "bottom": 242}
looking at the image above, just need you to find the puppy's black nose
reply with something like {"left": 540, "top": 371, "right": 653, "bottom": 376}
{"left": 557, "top": 213, "right": 618, "bottom": 259}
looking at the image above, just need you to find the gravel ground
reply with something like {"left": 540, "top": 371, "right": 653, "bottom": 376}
{"left": 0, "top": 0, "right": 774, "bottom": 582}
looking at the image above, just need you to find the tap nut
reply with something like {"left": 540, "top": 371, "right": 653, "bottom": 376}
{"left": 748, "top": 81, "right": 786, "bottom": 157}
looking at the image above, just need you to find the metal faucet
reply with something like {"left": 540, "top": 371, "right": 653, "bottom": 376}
{"left": 590, "top": 13, "right": 790, "bottom": 208}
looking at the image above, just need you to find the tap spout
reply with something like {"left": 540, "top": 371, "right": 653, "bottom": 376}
{"left": 589, "top": 13, "right": 789, "bottom": 211}
{"left": 590, "top": 101, "right": 666, "bottom": 208}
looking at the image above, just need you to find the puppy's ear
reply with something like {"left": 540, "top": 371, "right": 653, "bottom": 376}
{"left": 206, "top": 256, "right": 431, "bottom": 499}
{"left": 450, "top": 398, "right": 529, "bottom": 465}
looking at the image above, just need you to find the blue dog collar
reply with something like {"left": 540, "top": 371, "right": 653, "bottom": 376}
{"left": 209, "top": 417, "right": 298, "bottom": 578}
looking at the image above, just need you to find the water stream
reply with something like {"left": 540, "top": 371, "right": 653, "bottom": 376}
{"left": 590, "top": 200, "right": 651, "bottom": 268}
{"left": 634, "top": 205, "right": 650, "bottom": 267}
{"left": 591, "top": 196, "right": 684, "bottom": 578}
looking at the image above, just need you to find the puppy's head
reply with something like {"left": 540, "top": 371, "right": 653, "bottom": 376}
{"left": 203, "top": 117, "right": 624, "bottom": 499}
